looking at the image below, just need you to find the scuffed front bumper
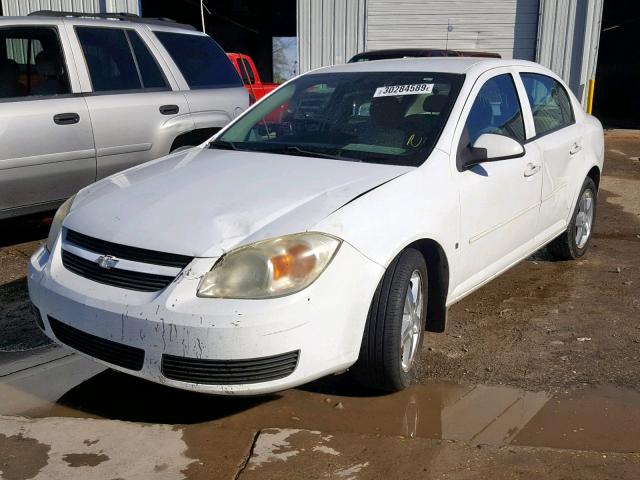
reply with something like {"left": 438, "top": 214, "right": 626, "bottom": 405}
{"left": 27, "top": 239, "right": 383, "bottom": 395}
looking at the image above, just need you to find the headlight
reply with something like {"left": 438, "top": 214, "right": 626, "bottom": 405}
{"left": 45, "top": 195, "right": 75, "bottom": 252}
{"left": 197, "top": 233, "right": 341, "bottom": 299}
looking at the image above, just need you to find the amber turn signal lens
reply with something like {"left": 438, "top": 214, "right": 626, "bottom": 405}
{"left": 271, "top": 244, "right": 316, "bottom": 280}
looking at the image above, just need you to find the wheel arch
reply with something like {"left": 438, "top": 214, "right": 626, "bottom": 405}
{"left": 170, "top": 127, "right": 221, "bottom": 152}
{"left": 406, "top": 238, "right": 450, "bottom": 333}
{"left": 587, "top": 165, "right": 601, "bottom": 190}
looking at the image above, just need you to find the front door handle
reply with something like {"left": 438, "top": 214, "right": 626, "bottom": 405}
{"left": 524, "top": 163, "right": 541, "bottom": 177}
{"left": 53, "top": 113, "right": 80, "bottom": 125}
{"left": 570, "top": 142, "right": 583, "bottom": 155}
{"left": 159, "top": 104, "right": 179, "bottom": 115}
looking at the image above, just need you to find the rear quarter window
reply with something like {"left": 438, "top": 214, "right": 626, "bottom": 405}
{"left": 520, "top": 73, "right": 575, "bottom": 137}
{"left": 154, "top": 31, "right": 241, "bottom": 89}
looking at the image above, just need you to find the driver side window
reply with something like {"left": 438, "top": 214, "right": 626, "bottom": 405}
{"left": 463, "top": 74, "right": 525, "bottom": 147}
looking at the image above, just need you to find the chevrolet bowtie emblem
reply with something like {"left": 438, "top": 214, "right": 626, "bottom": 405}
{"left": 96, "top": 255, "right": 119, "bottom": 269}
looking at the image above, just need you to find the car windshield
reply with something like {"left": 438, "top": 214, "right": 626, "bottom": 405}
{"left": 214, "top": 71, "right": 465, "bottom": 167}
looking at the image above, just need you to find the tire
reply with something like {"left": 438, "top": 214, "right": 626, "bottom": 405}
{"left": 352, "top": 248, "right": 428, "bottom": 392}
{"left": 547, "top": 177, "right": 598, "bottom": 260}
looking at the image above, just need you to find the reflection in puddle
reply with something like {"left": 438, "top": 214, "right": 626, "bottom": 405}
{"left": 1, "top": 354, "right": 549, "bottom": 446}
{"left": 1, "top": 353, "right": 639, "bottom": 453}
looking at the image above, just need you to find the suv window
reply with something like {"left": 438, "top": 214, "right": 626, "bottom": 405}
{"left": 463, "top": 74, "right": 525, "bottom": 146}
{"left": 76, "top": 27, "right": 168, "bottom": 92}
{"left": 127, "top": 31, "right": 168, "bottom": 90}
{"left": 521, "top": 73, "right": 574, "bottom": 136}
{"left": 0, "top": 27, "right": 70, "bottom": 99}
{"left": 154, "top": 32, "right": 242, "bottom": 89}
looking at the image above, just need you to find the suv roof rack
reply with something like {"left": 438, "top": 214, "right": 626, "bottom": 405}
{"left": 27, "top": 10, "right": 196, "bottom": 30}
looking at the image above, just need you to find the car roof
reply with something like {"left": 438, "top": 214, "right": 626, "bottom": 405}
{"left": 349, "top": 48, "right": 502, "bottom": 62}
{"left": 311, "top": 57, "right": 543, "bottom": 76}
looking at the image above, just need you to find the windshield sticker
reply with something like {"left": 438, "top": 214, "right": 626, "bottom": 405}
{"left": 373, "top": 84, "right": 434, "bottom": 97}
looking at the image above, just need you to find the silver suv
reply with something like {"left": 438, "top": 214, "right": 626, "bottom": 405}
{"left": 0, "top": 11, "right": 248, "bottom": 219}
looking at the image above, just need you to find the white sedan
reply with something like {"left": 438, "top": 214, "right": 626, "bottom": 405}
{"left": 28, "top": 58, "right": 603, "bottom": 394}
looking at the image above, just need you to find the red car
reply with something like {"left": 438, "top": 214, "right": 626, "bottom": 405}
{"left": 227, "top": 53, "right": 279, "bottom": 104}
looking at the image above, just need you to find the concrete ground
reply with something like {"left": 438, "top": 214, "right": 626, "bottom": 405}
{"left": 1, "top": 131, "right": 639, "bottom": 479}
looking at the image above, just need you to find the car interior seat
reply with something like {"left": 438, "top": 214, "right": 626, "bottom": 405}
{"left": 0, "top": 59, "right": 27, "bottom": 98}
{"left": 33, "top": 50, "right": 66, "bottom": 95}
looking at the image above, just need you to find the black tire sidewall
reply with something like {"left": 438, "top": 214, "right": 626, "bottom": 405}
{"left": 570, "top": 178, "right": 598, "bottom": 258}
{"left": 380, "top": 249, "right": 428, "bottom": 390}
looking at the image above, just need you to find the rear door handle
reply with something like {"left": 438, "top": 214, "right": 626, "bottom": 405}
{"left": 524, "top": 163, "right": 541, "bottom": 177}
{"left": 53, "top": 113, "right": 80, "bottom": 125}
{"left": 570, "top": 142, "right": 583, "bottom": 155}
{"left": 159, "top": 104, "right": 179, "bottom": 115}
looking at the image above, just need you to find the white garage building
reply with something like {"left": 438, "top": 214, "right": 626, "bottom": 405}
{"left": 297, "top": 0, "right": 604, "bottom": 108}
{"left": 2, "top": 0, "right": 604, "bottom": 108}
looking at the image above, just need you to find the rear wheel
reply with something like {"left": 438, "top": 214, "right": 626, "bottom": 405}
{"left": 548, "top": 177, "right": 597, "bottom": 260}
{"left": 352, "top": 248, "right": 427, "bottom": 392}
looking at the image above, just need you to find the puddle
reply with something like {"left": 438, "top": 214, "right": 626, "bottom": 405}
{"left": 1, "top": 354, "right": 639, "bottom": 453}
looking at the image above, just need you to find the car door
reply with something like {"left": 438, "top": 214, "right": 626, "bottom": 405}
{"left": 66, "top": 24, "right": 192, "bottom": 179}
{"left": 518, "top": 72, "right": 583, "bottom": 240}
{"left": 0, "top": 24, "right": 95, "bottom": 218}
{"left": 453, "top": 69, "right": 543, "bottom": 294}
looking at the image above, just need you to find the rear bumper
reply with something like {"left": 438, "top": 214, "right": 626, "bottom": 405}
{"left": 28, "top": 240, "right": 383, "bottom": 395}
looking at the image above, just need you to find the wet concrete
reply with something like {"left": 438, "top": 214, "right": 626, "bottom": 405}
{"left": 0, "top": 432, "right": 50, "bottom": 480}
{"left": 0, "top": 415, "right": 194, "bottom": 480}
{"left": 2, "top": 354, "right": 640, "bottom": 456}
{"left": 240, "top": 428, "right": 640, "bottom": 480}
{"left": 2, "top": 354, "right": 640, "bottom": 478}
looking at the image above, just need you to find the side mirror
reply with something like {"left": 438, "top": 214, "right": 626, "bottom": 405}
{"left": 460, "top": 133, "right": 525, "bottom": 170}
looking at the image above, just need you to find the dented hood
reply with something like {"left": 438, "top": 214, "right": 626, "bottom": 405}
{"left": 65, "top": 148, "right": 412, "bottom": 257}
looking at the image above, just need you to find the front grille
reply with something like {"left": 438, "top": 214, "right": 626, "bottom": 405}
{"left": 66, "top": 229, "right": 192, "bottom": 268}
{"left": 62, "top": 250, "right": 175, "bottom": 292}
{"left": 161, "top": 350, "right": 300, "bottom": 385}
{"left": 49, "top": 316, "right": 144, "bottom": 371}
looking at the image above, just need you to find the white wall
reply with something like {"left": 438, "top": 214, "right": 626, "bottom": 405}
{"left": 1, "top": 0, "right": 139, "bottom": 16}
{"left": 297, "top": 0, "right": 366, "bottom": 72}
{"left": 366, "top": 0, "right": 540, "bottom": 60}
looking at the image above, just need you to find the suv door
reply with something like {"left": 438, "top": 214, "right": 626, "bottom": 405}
{"left": 453, "top": 70, "right": 543, "bottom": 293}
{"left": 152, "top": 30, "right": 247, "bottom": 133}
{"left": 68, "top": 25, "right": 192, "bottom": 179}
{"left": 519, "top": 72, "right": 582, "bottom": 238}
{"left": 0, "top": 25, "right": 95, "bottom": 219}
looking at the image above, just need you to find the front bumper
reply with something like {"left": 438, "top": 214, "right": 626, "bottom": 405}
{"left": 27, "top": 239, "right": 383, "bottom": 395}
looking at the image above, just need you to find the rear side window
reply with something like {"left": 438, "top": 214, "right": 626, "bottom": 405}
{"left": 127, "top": 31, "right": 167, "bottom": 90}
{"left": 154, "top": 32, "right": 241, "bottom": 89}
{"left": 520, "top": 73, "right": 574, "bottom": 137}
{"left": 0, "top": 27, "right": 70, "bottom": 99}
{"left": 76, "top": 27, "right": 168, "bottom": 92}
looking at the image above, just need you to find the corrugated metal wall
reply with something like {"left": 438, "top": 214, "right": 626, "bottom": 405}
{"left": 537, "top": 0, "right": 603, "bottom": 105}
{"left": 366, "top": 0, "right": 540, "bottom": 60}
{"left": 1, "top": 0, "right": 139, "bottom": 16}
{"left": 297, "top": 0, "right": 366, "bottom": 72}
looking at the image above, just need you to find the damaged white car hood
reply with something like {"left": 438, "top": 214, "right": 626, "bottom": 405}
{"left": 64, "top": 148, "right": 412, "bottom": 257}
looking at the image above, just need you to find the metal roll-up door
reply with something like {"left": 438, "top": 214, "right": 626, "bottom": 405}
{"left": 366, "top": 0, "right": 540, "bottom": 60}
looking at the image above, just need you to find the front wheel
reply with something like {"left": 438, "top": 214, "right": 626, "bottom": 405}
{"left": 547, "top": 177, "right": 597, "bottom": 260}
{"left": 352, "top": 248, "right": 427, "bottom": 392}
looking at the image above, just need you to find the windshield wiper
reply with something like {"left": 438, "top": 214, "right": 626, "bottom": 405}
{"left": 262, "top": 145, "right": 350, "bottom": 161}
{"left": 208, "top": 140, "right": 239, "bottom": 151}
